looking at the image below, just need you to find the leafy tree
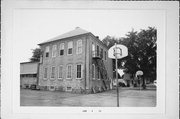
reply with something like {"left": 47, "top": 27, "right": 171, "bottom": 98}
{"left": 102, "top": 35, "right": 118, "bottom": 49}
{"left": 103, "top": 27, "right": 157, "bottom": 84}
{"left": 29, "top": 47, "right": 42, "bottom": 62}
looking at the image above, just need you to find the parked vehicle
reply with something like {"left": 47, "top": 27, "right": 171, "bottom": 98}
{"left": 153, "top": 80, "right": 157, "bottom": 86}
{"left": 113, "top": 79, "right": 127, "bottom": 87}
{"left": 30, "top": 84, "right": 40, "bottom": 90}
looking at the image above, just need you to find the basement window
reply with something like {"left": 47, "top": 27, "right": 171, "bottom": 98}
{"left": 66, "top": 86, "right": 72, "bottom": 91}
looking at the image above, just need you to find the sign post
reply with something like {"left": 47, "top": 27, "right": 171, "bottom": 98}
{"left": 108, "top": 43, "right": 128, "bottom": 107}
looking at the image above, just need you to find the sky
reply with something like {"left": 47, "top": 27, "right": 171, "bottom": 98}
{"left": 13, "top": 9, "right": 164, "bottom": 62}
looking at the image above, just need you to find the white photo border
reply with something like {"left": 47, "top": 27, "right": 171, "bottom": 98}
{"left": 2, "top": 1, "right": 179, "bottom": 119}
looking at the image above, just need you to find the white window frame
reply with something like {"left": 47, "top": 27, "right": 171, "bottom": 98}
{"left": 52, "top": 45, "right": 57, "bottom": 57}
{"left": 58, "top": 65, "right": 63, "bottom": 80}
{"left": 76, "top": 64, "right": 83, "bottom": 79}
{"left": 67, "top": 41, "right": 73, "bottom": 55}
{"left": 97, "top": 45, "right": 100, "bottom": 56}
{"left": 43, "top": 67, "right": 48, "bottom": 80}
{"left": 59, "top": 43, "right": 64, "bottom": 56}
{"left": 66, "top": 86, "right": 72, "bottom": 91}
{"left": 76, "top": 40, "right": 82, "bottom": 54}
{"left": 45, "top": 46, "right": 50, "bottom": 58}
{"left": 50, "top": 66, "right": 56, "bottom": 79}
{"left": 100, "top": 48, "right": 103, "bottom": 58}
{"left": 104, "top": 51, "right": 107, "bottom": 61}
{"left": 92, "top": 42, "right": 95, "bottom": 57}
{"left": 92, "top": 64, "right": 95, "bottom": 80}
{"left": 97, "top": 67, "right": 101, "bottom": 80}
{"left": 66, "top": 64, "right": 72, "bottom": 79}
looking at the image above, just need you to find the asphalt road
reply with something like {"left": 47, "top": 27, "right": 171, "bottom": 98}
{"left": 20, "top": 87, "right": 156, "bottom": 107}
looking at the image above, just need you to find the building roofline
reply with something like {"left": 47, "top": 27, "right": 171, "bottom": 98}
{"left": 38, "top": 32, "right": 108, "bottom": 49}
{"left": 88, "top": 33, "right": 109, "bottom": 49}
{"left": 20, "top": 61, "right": 39, "bottom": 64}
{"left": 38, "top": 32, "right": 90, "bottom": 46}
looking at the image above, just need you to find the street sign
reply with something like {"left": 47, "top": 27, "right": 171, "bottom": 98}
{"left": 108, "top": 44, "right": 128, "bottom": 59}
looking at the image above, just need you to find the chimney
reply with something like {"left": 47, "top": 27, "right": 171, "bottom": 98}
{"left": 75, "top": 27, "right": 80, "bottom": 29}
{"left": 96, "top": 36, "right": 99, "bottom": 39}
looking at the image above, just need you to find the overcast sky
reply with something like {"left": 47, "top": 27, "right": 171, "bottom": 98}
{"left": 14, "top": 9, "right": 164, "bottom": 62}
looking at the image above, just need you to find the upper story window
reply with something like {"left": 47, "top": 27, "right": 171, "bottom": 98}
{"left": 76, "top": 64, "right": 83, "bottom": 79}
{"left": 68, "top": 41, "right": 73, "bottom": 55}
{"left": 52, "top": 45, "right": 57, "bottom": 57}
{"left": 76, "top": 40, "right": 82, "bottom": 54}
{"left": 97, "top": 45, "right": 99, "bottom": 56}
{"left": 104, "top": 51, "right": 107, "bottom": 60}
{"left": 92, "top": 42, "right": 95, "bottom": 56}
{"left": 45, "top": 46, "right": 50, "bottom": 58}
{"left": 59, "top": 43, "right": 64, "bottom": 56}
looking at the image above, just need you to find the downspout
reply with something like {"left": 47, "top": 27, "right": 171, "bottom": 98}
{"left": 84, "top": 36, "right": 87, "bottom": 91}
{"left": 37, "top": 53, "right": 42, "bottom": 89}
{"left": 36, "top": 62, "right": 40, "bottom": 87}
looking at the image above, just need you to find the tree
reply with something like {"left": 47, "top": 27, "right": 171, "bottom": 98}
{"left": 102, "top": 27, "right": 157, "bottom": 84}
{"left": 102, "top": 35, "right": 118, "bottom": 49}
{"left": 29, "top": 47, "right": 42, "bottom": 62}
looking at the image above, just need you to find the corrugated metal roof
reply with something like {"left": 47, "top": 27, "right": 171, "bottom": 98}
{"left": 38, "top": 27, "right": 90, "bottom": 45}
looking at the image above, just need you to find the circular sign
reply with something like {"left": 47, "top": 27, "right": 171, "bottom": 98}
{"left": 108, "top": 44, "right": 128, "bottom": 59}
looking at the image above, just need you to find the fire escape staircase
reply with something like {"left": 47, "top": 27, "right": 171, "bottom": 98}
{"left": 92, "top": 51, "right": 109, "bottom": 90}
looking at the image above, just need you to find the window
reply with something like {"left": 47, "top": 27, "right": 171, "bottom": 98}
{"left": 52, "top": 45, "right": 57, "bottom": 57}
{"left": 97, "top": 45, "right": 99, "bottom": 56}
{"left": 58, "top": 66, "right": 63, "bottom": 79}
{"left": 68, "top": 41, "right": 73, "bottom": 55}
{"left": 100, "top": 48, "right": 103, "bottom": 58}
{"left": 59, "top": 43, "right": 64, "bottom": 56}
{"left": 51, "top": 67, "right": 55, "bottom": 79}
{"left": 44, "top": 67, "right": 48, "bottom": 79}
{"left": 104, "top": 51, "right": 107, "bottom": 60}
{"left": 92, "top": 42, "right": 95, "bottom": 56}
{"left": 97, "top": 67, "right": 101, "bottom": 80}
{"left": 77, "top": 64, "right": 83, "bottom": 79}
{"left": 33, "top": 74, "right": 37, "bottom": 77}
{"left": 45, "top": 46, "right": 50, "bottom": 57}
{"left": 67, "top": 65, "right": 72, "bottom": 79}
{"left": 66, "top": 86, "right": 72, "bottom": 91}
{"left": 92, "top": 64, "right": 95, "bottom": 79}
{"left": 76, "top": 40, "right": 82, "bottom": 54}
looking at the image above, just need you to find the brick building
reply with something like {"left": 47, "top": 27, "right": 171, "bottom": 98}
{"left": 38, "top": 27, "right": 113, "bottom": 93}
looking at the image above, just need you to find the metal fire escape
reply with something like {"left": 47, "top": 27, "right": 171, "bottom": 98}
{"left": 92, "top": 51, "right": 109, "bottom": 90}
